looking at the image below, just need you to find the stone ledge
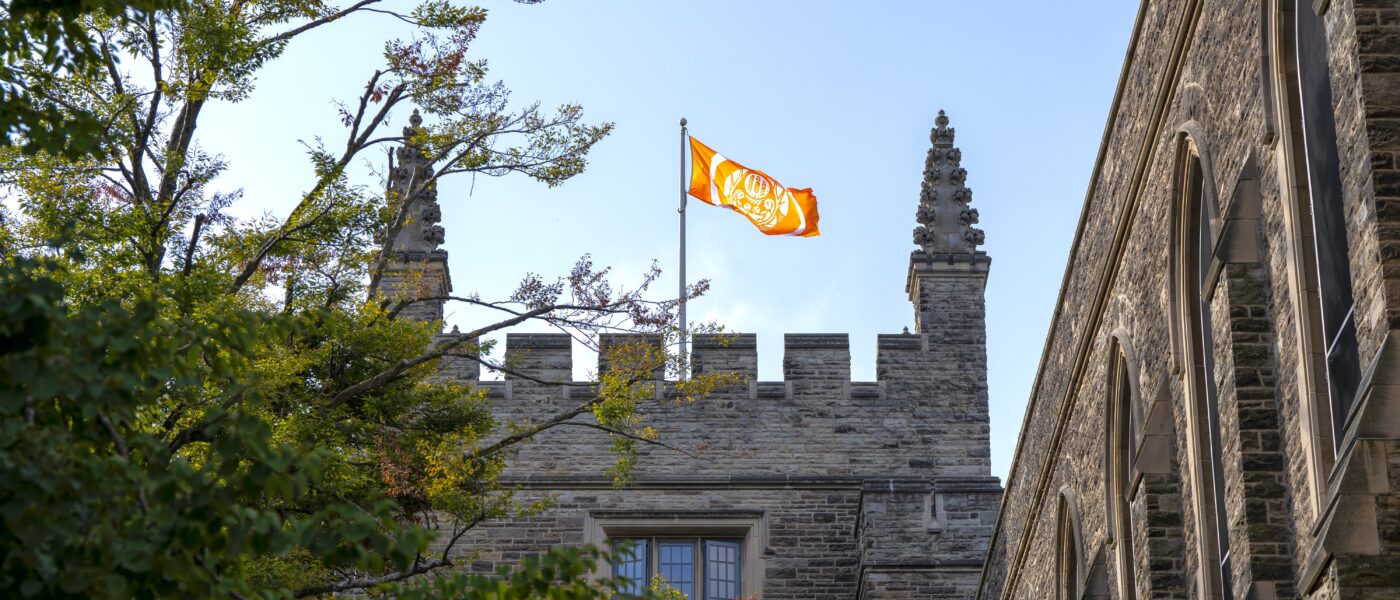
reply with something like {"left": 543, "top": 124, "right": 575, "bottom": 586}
{"left": 505, "top": 332, "right": 572, "bottom": 349}
{"left": 784, "top": 333, "right": 850, "bottom": 350}
{"left": 692, "top": 333, "right": 756, "bottom": 350}
{"left": 1302, "top": 329, "right": 1400, "bottom": 592}
{"left": 876, "top": 333, "right": 922, "bottom": 351}
{"left": 498, "top": 475, "right": 933, "bottom": 490}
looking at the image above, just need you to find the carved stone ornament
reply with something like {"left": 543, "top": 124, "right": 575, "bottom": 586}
{"left": 913, "top": 226, "right": 937, "bottom": 246}
{"left": 423, "top": 223, "right": 446, "bottom": 246}
{"left": 920, "top": 184, "right": 937, "bottom": 205}
{"left": 421, "top": 202, "right": 442, "bottom": 224}
{"left": 911, "top": 110, "right": 985, "bottom": 253}
{"left": 385, "top": 108, "right": 446, "bottom": 254}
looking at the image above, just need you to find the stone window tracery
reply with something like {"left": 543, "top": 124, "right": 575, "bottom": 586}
{"left": 1292, "top": 0, "right": 1361, "bottom": 447}
{"left": 1056, "top": 490, "right": 1085, "bottom": 600}
{"left": 1107, "top": 346, "right": 1138, "bottom": 600}
{"left": 1178, "top": 147, "right": 1234, "bottom": 600}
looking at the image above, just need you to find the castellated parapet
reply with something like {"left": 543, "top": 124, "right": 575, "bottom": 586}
{"left": 435, "top": 331, "right": 995, "bottom": 481}
{"left": 435, "top": 327, "right": 1002, "bottom": 598}
{"left": 387, "top": 111, "right": 1001, "bottom": 599}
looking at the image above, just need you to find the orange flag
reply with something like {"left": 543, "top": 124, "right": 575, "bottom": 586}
{"left": 688, "top": 137, "right": 820, "bottom": 237}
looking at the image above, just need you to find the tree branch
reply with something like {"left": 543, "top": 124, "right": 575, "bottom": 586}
{"left": 323, "top": 306, "right": 554, "bottom": 409}
{"left": 291, "top": 557, "right": 449, "bottom": 598}
{"left": 552, "top": 422, "right": 698, "bottom": 458}
{"left": 262, "top": 0, "right": 384, "bottom": 49}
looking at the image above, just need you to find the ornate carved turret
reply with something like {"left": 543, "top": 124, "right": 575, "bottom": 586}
{"left": 374, "top": 109, "right": 452, "bottom": 325}
{"left": 912, "top": 110, "right": 986, "bottom": 256}
{"left": 906, "top": 110, "right": 991, "bottom": 339}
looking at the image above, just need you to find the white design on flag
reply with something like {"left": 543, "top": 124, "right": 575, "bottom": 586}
{"left": 708, "top": 151, "right": 727, "bottom": 206}
{"left": 698, "top": 145, "right": 810, "bottom": 236}
{"left": 789, "top": 189, "right": 808, "bottom": 236}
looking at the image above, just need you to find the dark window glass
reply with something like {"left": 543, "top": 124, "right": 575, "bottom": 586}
{"left": 704, "top": 540, "right": 741, "bottom": 600}
{"left": 1186, "top": 157, "right": 1233, "bottom": 599}
{"left": 613, "top": 538, "right": 648, "bottom": 596}
{"left": 658, "top": 541, "right": 696, "bottom": 597}
{"left": 1296, "top": 2, "right": 1361, "bottom": 436}
{"left": 610, "top": 537, "right": 741, "bottom": 599}
{"left": 1056, "top": 501, "right": 1081, "bottom": 600}
{"left": 1111, "top": 355, "right": 1137, "bottom": 600}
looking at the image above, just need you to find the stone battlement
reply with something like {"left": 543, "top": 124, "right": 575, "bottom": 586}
{"left": 439, "top": 332, "right": 984, "bottom": 391}
{"left": 457, "top": 329, "right": 992, "bottom": 481}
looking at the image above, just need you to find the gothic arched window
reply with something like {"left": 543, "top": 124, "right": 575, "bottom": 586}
{"left": 1178, "top": 145, "right": 1233, "bottom": 600}
{"left": 1293, "top": 0, "right": 1361, "bottom": 444}
{"left": 1107, "top": 346, "right": 1138, "bottom": 600}
{"left": 1056, "top": 491, "right": 1085, "bottom": 600}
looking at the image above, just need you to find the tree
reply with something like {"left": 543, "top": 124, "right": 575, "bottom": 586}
{"left": 0, "top": 0, "right": 177, "bottom": 157}
{"left": 0, "top": 0, "right": 738, "bottom": 596}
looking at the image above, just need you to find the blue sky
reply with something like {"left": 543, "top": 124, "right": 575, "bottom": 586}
{"left": 199, "top": 1, "right": 1140, "bottom": 481}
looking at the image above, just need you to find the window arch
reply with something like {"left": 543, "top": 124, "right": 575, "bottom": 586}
{"left": 1289, "top": 0, "right": 1361, "bottom": 445}
{"left": 1262, "top": 0, "right": 1360, "bottom": 512}
{"left": 1105, "top": 336, "right": 1140, "bottom": 600}
{"left": 1173, "top": 136, "right": 1233, "bottom": 600}
{"left": 1056, "top": 489, "right": 1086, "bottom": 600}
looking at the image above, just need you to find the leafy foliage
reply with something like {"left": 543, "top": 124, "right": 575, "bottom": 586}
{"left": 0, "top": 0, "right": 736, "bottom": 597}
{"left": 0, "top": 0, "right": 177, "bottom": 157}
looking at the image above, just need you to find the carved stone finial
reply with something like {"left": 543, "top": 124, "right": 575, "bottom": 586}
{"left": 385, "top": 106, "right": 445, "bottom": 255}
{"left": 931, "top": 109, "right": 955, "bottom": 147}
{"left": 911, "top": 110, "right": 984, "bottom": 255}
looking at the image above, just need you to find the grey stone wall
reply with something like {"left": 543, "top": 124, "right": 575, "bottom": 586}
{"left": 420, "top": 219, "right": 1002, "bottom": 597}
{"left": 460, "top": 331, "right": 996, "bottom": 483}
{"left": 439, "top": 326, "right": 1000, "bottom": 599}
{"left": 373, "top": 76, "right": 1004, "bottom": 600}
{"left": 444, "top": 487, "right": 862, "bottom": 600}
{"left": 980, "top": 1, "right": 1400, "bottom": 599}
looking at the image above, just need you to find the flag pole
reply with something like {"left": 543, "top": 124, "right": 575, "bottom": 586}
{"left": 678, "top": 117, "right": 688, "bottom": 380}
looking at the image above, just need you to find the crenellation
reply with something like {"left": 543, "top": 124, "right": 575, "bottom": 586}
{"left": 691, "top": 332, "right": 758, "bottom": 379}
{"left": 476, "top": 332, "right": 1003, "bottom": 387}
{"left": 504, "top": 333, "right": 573, "bottom": 385}
{"left": 784, "top": 333, "right": 852, "bottom": 385}
{"left": 597, "top": 333, "right": 665, "bottom": 380}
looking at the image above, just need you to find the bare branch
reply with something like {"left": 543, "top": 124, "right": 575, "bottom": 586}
{"left": 291, "top": 558, "right": 449, "bottom": 598}
{"left": 262, "top": 0, "right": 385, "bottom": 48}
{"left": 552, "top": 422, "right": 698, "bottom": 458}
{"left": 323, "top": 306, "right": 554, "bottom": 409}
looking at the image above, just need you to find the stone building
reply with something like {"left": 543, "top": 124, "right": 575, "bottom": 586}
{"left": 979, "top": 1, "right": 1400, "bottom": 599}
{"left": 377, "top": 110, "right": 1002, "bottom": 598}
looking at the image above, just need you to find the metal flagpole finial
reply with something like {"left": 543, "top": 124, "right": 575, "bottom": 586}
{"left": 680, "top": 117, "right": 687, "bottom": 127}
